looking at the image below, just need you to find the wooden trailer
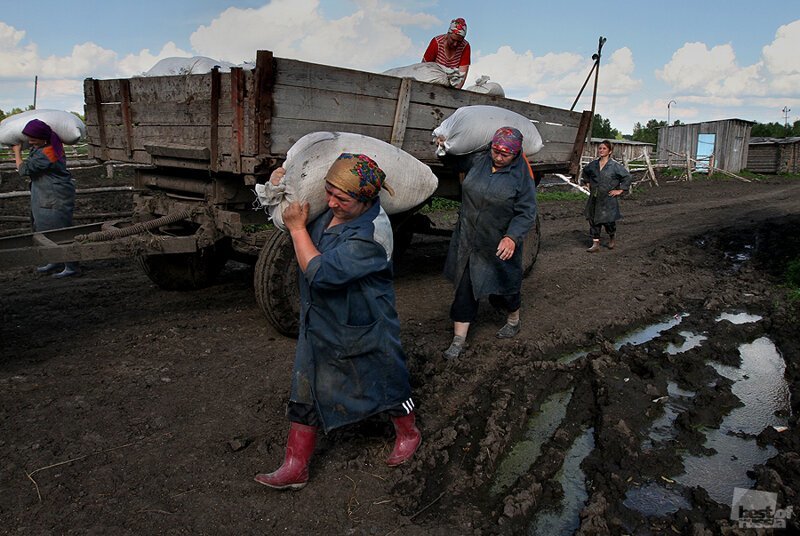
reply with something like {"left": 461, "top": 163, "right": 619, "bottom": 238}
{"left": 1, "top": 50, "right": 591, "bottom": 335}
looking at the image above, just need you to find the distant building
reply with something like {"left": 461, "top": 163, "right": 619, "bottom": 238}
{"left": 746, "top": 137, "right": 800, "bottom": 174}
{"left": 583, "top": 138, "right": 654, "bottom": 163}
{"left": 657, "top": 119, "right": 754, "bottom": 173}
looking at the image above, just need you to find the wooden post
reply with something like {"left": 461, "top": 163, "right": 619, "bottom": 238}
{"left": 254, "top": 50, "right": 275, "bottom": 157}
{"left": 90, "top": 79, "right": 109, "bottom": 161}
{"left": 569, "top": 110, "right": 593, "bottom": 177}
{"left": 686, "top": 152, "right": 693, "bottom": 181}
{"left": 119, "top": 79, "right": 134, "bottom": 158}
{"left": 390, "top": 78, "right": 412, "bottom": 148}
{"left": 210, "top": 67, "right": 220, "bottom": 173}
{"left": 230, "top": 67, "right": 245, "bottom": 174}
{"left": 643, "top": 149, "right": 658, "bottom": 186}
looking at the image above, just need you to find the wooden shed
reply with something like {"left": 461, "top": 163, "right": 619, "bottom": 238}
{"left": 657, "top": 119, "right": 753, "bottom": 173}
{"left": 583, "top": 138, "right": 654, "bottom": 162}
{"left": 746, "top": 137, "right": 800, "bottom": 174}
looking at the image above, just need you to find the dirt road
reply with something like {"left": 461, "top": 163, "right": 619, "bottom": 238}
{"left": 2, "top": 174, "right": 799, "bottom": 535}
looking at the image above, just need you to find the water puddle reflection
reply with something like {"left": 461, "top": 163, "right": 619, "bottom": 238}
{"left": 528, "top": 427, "right": 594, "bottom": 535}
{"left": 491, "top": 389, "right": 573, "bottom": 496}
{"left": 676, "top": 336, "right": 789, "bottom": 504}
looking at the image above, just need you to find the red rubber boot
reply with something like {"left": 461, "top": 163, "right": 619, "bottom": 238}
{"left": 254, "top": 422, "right": 317, "bottom": 490}
{"left": 386, "top": 412, "right": 422, "bottom": 467}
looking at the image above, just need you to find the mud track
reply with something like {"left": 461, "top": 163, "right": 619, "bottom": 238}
{"left": 2, "top": 173, "right": 799, "bottom": 535}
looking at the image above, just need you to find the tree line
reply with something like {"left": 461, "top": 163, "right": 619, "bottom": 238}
{"left": 592, "top": 114, "right": 800, "bottom": 145}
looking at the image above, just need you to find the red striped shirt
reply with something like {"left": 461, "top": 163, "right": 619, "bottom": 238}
{"left": 422, "top": 35, "right": 471, "bottom": 69}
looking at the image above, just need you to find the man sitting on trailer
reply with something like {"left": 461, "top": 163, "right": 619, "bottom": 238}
{"left": 422, "top": 17, "right": 470, "bottom": 89}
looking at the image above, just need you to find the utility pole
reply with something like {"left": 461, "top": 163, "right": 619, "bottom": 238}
{"left": 668, "top": 100, "right": 677, "bottom": 126}
{"left": 33, "top": 75, "right": 38, "bottom": 109}
{"left": 782, "top": 106, "right": 791, "bottom": 132}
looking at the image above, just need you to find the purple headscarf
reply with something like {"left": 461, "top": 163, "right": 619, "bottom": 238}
{"left": 22, "top": 119, "right": 65, "bottom": 161}
{"left": 491, "top": 126, "right": 524, "bottom": 156}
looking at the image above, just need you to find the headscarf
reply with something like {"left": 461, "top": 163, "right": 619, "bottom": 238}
{"left": 491, "top": 126, "right": 524, "bottom": 156}
{"left": 22, "top": 119, "right": 65, "bottom": 162}
{"left": 324, "top": 153, "right": 394, "bottom": 203}
{"left": 448, "top": 18, "right": 467, "bottom": 37}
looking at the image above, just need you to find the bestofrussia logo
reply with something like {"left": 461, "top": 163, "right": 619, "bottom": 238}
{"left": 731, "top": 488, "right": 794, "bottom": 529}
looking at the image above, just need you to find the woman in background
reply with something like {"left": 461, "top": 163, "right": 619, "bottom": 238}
{"left": 442, "top": 127, "right": 537, "bottom": 359}
{"left": 12, "top": 119, "right": 79, "bottom": 278}
{"left": 422, "top": 17, "right": 471, "bottom": 89}
{"left": 581, "top": 140, "right": 633, "bottom": 252}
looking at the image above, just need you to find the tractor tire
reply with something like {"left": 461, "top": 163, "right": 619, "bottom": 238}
{"left": 254, "top": 230, "right": 300, "bottom": 337}
{"left": 522, "top": 214, "right": 542, "bottom": 277}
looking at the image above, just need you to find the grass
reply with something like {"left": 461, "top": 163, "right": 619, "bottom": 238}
{"left": 420, "top": 197, "right": 460, "bottom": 213}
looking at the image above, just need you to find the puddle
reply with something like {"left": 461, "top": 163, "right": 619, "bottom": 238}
{"left": 675, "top": 337, "right": 789, "bottom": 504}
{"left": 623, "top": 482, "right": 691, "bottom": 517}
{"left": 528, "top": 427, "right": 594, "bottom": 535}
{"left": 645, "top": 382, "right": 696, "bottom": 446}
{"left": 555, "top": 313, "right": 689, "bottom": 364}
{"left": 716, "top": 312, "right": 763, "bottom": 324}
{"left": 490, "top": 389, "right": 573, "bottom": 496}
{"left": 666, "top": 331, "right": 708, "bottom": 355}
{"left": 614, "top": 313, "right": 686, "bottom": 349}
{"left": 556, "top": 349, "right": 588, "bottom": 364}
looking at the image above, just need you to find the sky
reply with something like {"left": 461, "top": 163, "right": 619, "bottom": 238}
{"left": 1, "top": 0, "right": 799, "bottom": 134}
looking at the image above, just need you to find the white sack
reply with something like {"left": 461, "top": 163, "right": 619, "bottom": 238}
{"left": 465, "top": 75, "right": 505, "bottom": 97}
{"left": 383, "top": 62, "right": 463, "bottom": 88}
{"left": 433, "top": 105, "right": 544, "bottom": 157}
{"left": 0, "top": 109, "right": 86, "bottom": 146}
{"left": 143, "top": 56, "right": 237, "bottom": 76}
{"left": 255, "top": 132, "right": 438, "bottom": 231}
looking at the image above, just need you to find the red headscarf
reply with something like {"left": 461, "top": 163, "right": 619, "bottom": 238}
{"left": 448, "top": 18, "right": 467, "bottom": 37}
{"left": 491, "top": 126, "right": 524, "bottom": 156}
{"left": 22, "top": 119, "right": 66, "bottom": 162}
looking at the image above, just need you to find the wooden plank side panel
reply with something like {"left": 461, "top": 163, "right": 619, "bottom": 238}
{"left": 407, "top": 82, "right": 585, "bottom": 126}
{"left": 272, "top": 86, "right": 399, "bottom": 127}
{"left": 88, "top": 124, "right": 234, "bottom": 155}
{"left": 274, "top": 57, "right": 402, "bottom": 100}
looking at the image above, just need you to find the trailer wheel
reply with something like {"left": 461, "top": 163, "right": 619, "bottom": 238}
{"left": 522, "top": 214, "right": 541, "bottom": 277}
{"left": 254, "top": 230, "right": 300, "bottom": 337}
{"left": 138, "top": 239, "right": 230, "bottom": 290}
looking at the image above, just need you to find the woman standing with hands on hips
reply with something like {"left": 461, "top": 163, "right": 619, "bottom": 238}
{"left": 442, "top": 127, "right": 538, "bottom": 360}
{"left": 581, "top": 140, "right": 633, "bottom": 252}
{"left": 12, "top": 119, "right": 79, "bottom": 278}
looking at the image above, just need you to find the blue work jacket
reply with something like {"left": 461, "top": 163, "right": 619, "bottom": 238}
{"left": 18, "top": 146, "right": 75, "bottom": 231}
{"left": 444, "top": 150, "right": 538, "bottom": 298}
{"left": 582, "top": 158, "right": 633, "bottom": 224}
{"left": 290, "top": 200, "right": 411, "bottom": 433}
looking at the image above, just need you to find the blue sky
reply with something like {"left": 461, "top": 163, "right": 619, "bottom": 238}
{"left": 2, "top": 0, "right": 798, "bottom": 133}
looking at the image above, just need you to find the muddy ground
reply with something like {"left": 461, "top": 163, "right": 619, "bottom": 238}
{"left": 1, "top": 168, "right": 799, "bottom": 535}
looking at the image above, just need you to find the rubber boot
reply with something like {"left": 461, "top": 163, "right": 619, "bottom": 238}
{"left": 608, "top": 235, "right": 616, "bottom": 250}
{"left": 386, "top": 412, "right": 422, "bottom": 467}
{"left": 586, "top": 239, "right": 601, "bottom": 253}
{"left": 53, "top": 262, "right": 81, "bottom": 279}
{"left": 254, "top": 422, "right": 317, "bottom": 490}
{"left": 36, "top": 263, "right": 62, "bottom": 274}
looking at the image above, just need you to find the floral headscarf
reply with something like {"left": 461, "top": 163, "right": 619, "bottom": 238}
{"left": 448, "top": 18, "right": 467, "bottom": 37}
{"left": 491, "top": 126, "right": 524, "bottom": 156}
{"left": 324, "top": 153, "right": 394, "bottom": 203}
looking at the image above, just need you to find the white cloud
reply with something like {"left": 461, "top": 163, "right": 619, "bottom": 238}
{"left": 762, "top": 19, "right": 800, "bottom": 75}
{"left": 468, "top": 45, "right": 641, "bottom": 108}
{"left": 188, "top": 0, "right": 437, "bottom": 69}
{"left": 657, "top": 18, "right": 800, "bottom": 108}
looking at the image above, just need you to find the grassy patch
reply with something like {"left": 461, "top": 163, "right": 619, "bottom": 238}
{"left": 420, "top": 197, "right": 460, "bottom": 213}
{"left": 242, "top": 223, "right": 274, "bottom": 233}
